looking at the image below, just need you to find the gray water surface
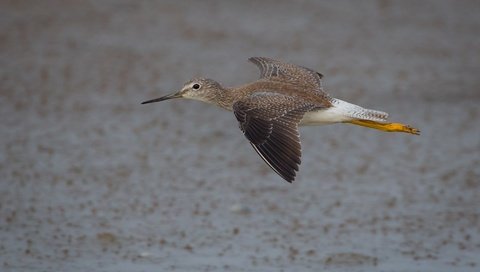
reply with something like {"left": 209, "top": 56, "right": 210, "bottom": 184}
{"left": 1, "top": 1, "right": 479, "bottom": 271}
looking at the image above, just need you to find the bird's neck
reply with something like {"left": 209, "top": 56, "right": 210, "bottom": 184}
{"left": 209, "top": 87, "right": 236, "bottom": 111}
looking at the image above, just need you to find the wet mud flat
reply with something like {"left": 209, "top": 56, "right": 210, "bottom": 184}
{"left": 1, "top": 1, "right": 479, "bottom": 271}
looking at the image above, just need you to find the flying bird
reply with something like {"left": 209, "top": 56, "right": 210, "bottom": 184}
{"left": 142, "top": 57, "right": 419, "bottom": 183}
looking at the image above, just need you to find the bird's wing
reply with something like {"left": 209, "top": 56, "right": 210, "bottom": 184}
{"left": 233, "top": 92, "right": 319, "bottom": 183}
{"left": 248, "top": 57, "right": 325, "bottom": 92}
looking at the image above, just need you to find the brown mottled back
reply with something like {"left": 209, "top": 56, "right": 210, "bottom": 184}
{"left": 248, "top": 57, "right": 326, "bottom": 94}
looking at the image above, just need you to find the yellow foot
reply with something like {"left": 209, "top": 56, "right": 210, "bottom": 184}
{"left": 348, "top": 120, "right": 420, "bottom": 135}
{"left": 385, "top": 123, "right": 421, "bottom": 135}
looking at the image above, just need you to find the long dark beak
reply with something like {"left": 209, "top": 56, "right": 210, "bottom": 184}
{"left": 141, "top": 92, "right": 182, "bottom": 104}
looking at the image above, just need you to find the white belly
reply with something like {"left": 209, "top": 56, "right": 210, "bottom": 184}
{"left": 300, "top": 107, "right": 353, "bottom": 126}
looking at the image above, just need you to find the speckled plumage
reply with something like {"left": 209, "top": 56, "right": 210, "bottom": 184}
{"left": 142, "top": 57, "right": 419, "bottom": 183}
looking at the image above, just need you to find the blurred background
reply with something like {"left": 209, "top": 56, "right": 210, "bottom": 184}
{"left": 1, "top": 0, "right": 479, "bottom": 271}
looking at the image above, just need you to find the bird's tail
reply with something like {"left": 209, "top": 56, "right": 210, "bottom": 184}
{"left": 330, "top": 98, "right": 420, "bottom": 135}
{"left": 330, "top": 98, "right": 389, "bottom": 122}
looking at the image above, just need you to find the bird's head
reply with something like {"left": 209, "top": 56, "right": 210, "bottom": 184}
{"left": 141, "top": 78, "right": 224, "bottom": 105}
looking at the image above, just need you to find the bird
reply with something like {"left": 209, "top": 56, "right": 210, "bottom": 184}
{"left": 142, "top": 57, "right": 419, "bottom": 183}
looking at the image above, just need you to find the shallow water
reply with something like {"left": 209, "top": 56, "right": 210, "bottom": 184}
{"left": 1, "top": 1, "right": 479, "bottom": 271}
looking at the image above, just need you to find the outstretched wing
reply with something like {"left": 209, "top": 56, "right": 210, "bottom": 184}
{"left": 233, "top": 92, "right": 319, "bottom": 183}
{"left": 249, "top": 57, "right": 325, "bottom": 92}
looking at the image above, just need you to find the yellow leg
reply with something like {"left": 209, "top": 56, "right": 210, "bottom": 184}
{"left": 347, "top": 120, "right": 420, "bottom": 135}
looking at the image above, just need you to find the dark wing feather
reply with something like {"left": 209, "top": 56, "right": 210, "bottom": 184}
{"left": 233, "top": 92, "right": 318, "bottom": 183}
{"left": 248, "top": 57, "right": 325, "bottom": 92}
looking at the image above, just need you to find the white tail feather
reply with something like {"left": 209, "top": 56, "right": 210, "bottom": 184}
{"left": 330, "top": 98, "right": 388, "bottom": 122}
{"left": 300, "top": 98, "right": 389, "bottom": 126}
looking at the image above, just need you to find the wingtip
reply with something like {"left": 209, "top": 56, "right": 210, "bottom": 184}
{"left": 284, "top": 177, "right": 294, "bottom": 183}
{"left": 248, "top": 56, "right": 272, "bottom": 63}
{"left": 281, "top": 172, "right": 296, "bottom": 183}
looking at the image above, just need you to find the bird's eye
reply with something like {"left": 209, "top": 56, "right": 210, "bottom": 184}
{"left": 192, "top": 83, "right": 200, "bottom": 90}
